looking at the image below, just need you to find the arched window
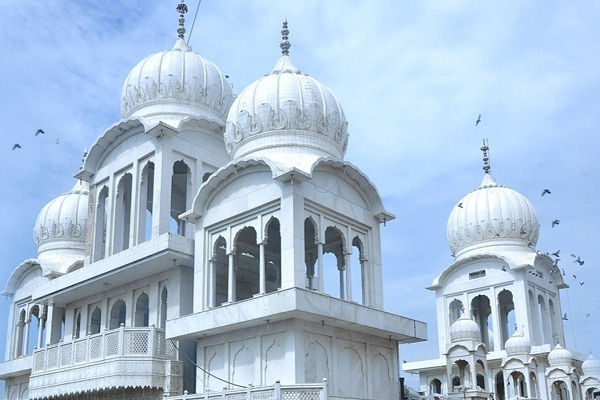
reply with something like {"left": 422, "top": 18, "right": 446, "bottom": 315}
{"left": 323, "top": 226, "right": 346, "bottom": 299}
{"left": 234, "top": 227, "right": 259, "bottom": 301}
{"left": 549, "top": 298, "right": 558, "bottom": 342}
{"left": 265, "top": 218, "right": 281, "bottom": 293}
{"left": 109, "top": 300, "right": 126, "bottom": 330}
{"left": 160, "top": 287, "right": 168, "bottom": 329}
{"left": 529, "top": 290, "right": 541, "bottom": 344}
{"left": 476, "top": 360, "right": 486, "bottom": 390}
{"left": 538, "top": 295, "right": 551, "bottom": 343}
{"left": 139, "top": 162, "right": 155, "bottom": 243}
{"left": 430, "top": 378, "right": 442, "bottom": 395}
{"left": 134, "top": 293, "right": 150, "bottom": 327}
{"left": 498, "top": 289, "right": 515, "bottom": 348}
{"left": 495, "top": 371, "right": 505, "bottom": 400}
{"left": 73, "top": 310, "right": 81, "bottom": 339}
{"left": 94, "top": 186, "right": 109, "bottom": 261}
{"left": 350, "top": 236, "right": 365, "bottom": 305}
{"left": 170, "top": 160, "right": 191, "bottom": 236}
{"left": 113, "top": 173, "right": 133, "bottom": 252}
{"left": 89, "top": 307, "right": 102, "bottom": 335}
{"left": 213, "top": 237, "right": 228, "bottom": 306}
{"left": 471, "top": 295, "right": 491, "bottom": 348}
{"left": 449, "top": 299, "right": 463, "bottom": 326}
{"left": 529, "top": 372, "right": 538, "bottom": 398}
{"left": 27, "top": 305, "right": 41, "bottom": 354}
{"left": 304, "top": 218, "right": 318, "bottom": 290}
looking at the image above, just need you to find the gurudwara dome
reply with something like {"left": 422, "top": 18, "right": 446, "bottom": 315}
{"left": 33, "top": 180, "right": 89, "bottom": 275}
{"left": 121, "top": 3, "right": 233, "bottom": 127}
{"left": 504, "top": 329, "right": 532, "bottom": 356}
{"left": 548, "top": 344, "right": 573, "bottom": 366}
{"left": 582, "top": 355, "right": 600, "bottom": 375}
{"left": 447, "top": 143, "right": 539, "bottom": 257}
{"left": 449, "top": 314, "right": 481, "bottom": 343}
{"left": 224, "top": 20, "right": 348, "bottom": 171}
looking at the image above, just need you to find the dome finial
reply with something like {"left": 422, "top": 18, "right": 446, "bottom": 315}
{"left": 176, "top": 0, "right": 188, "bottom": 40}
{"left": 280, "top": 17, "right": 291, "bottom": 55}
{"left": 480, "top": 138, "right": 491, "bottom": 174}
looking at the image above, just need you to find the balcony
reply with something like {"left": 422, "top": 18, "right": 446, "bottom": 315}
{"left": 29, "top": 326, "right": 183, "bottom": 398}
{"left": 168, "top": 380, "right": 328, "bottom": 400}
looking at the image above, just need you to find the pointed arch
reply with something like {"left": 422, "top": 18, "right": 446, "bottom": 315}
{"left": 89, "top": 307, "right": 102, "bottom": 335}
{"left": 264, "top": 217, "right": 281, "bottom": 293}
{"left": 323, "top": 226, "right": 346, "bottom": 299}
{"left": 350, "top": 235, "right": 365, "bottom": 305}
{"left": 304, "top": 217, "right": 319, "bottom": 290}
{"left": 160, "top": 287, "right": 168, "bottom": 329}
{"left": 134, "top": 293, "right": 150, "bottom": 327}
{"left": 212, "top": 236, "right": 228, "bottom": 306}
{"left": 113, "top": 173, "right": 133, "bottom": 252}
{"left": 15, "top": 309, "right": 26, "bottom": 357}
{"left": 109, "top": 300, "right": 126, "bottom": 330}
{"left": 498, "top": 289, "right": 515, "bottom": 348}
{"left": 139, "top": 161, "right": 155, "bottom": 243}
{"left": 93, "top": 185, "right": 109, "bottom": 262}
{"left": 449, "top": 299, "right": 463, "bottom": 327}
{"left": 170, "top": 160, "right": 192, "bottom": 236}
{"left": 471, "top": 294, "right": 491, "bottom": 348}
{"left": 234, "top": 226, "right": 259, "bottom": 301}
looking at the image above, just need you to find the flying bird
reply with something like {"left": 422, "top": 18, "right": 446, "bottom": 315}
{"left": 527, "top": 242, "right": 535, "bottom": 248}
{"left": 562, "top": 313, "right": 568, "bottom": 320}
{"left": 12, "top": 144, "right": 21, "bottom": 150}
{"left": 573, "top": 274, "right": 578, "bottom": 280}
{"left": 476, "top": 114, "right": 481, "bottom": 126}
{"left": 35, "top": 129, "right": 45, "bottom": 136}
{"left": 457, "top": 202, "right": 463, "bottom": 208}
{"left": 551, "top": 250, "right": 560, "bottom": 258}
{"left": 541, "top": 189, "right": 551, "bottom": 196}
{"left": 55, "top": 138, "right": 60, "bottom": 144}
{"left": 552, "top": 220, "right": 560, "bottom": 228}
{"left": 579, "top": 281, "right": 585, "bottom": 286}
{"left": 586, "top": 313, "right": 591, "bottom": 317}
{"left": 571, "top": 254, "right": 584, "bottom": 265}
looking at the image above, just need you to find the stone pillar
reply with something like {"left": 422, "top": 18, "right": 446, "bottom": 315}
{"left": 259, "top": 242, "right": 266, "bottom": 294}
{"left": 317, "top": 242, "right": 324, "bottom": 293}
{"left": 228, "top": 252, "right": 236, "bottom": 303}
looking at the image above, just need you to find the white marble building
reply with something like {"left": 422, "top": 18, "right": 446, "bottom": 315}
{"left": 0, "top": 4, "right": 426, "bottom": 400}
{"left": 403, "top": 145, "right": 600, "bottom": 400}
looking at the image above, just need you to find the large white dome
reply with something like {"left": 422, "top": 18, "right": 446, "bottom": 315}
{"left": 449, "top": 314, "right": 481, "bottom": 343}
{"left": 548, "top": 344, "right": 573, "bottom": 366}
{"left": 224, "top": 20, "right": 348, "bottom": 171}
{"left": 121, "top": 38, "right": 233, "bottom": 128}
{"left": 447, "top": 173, "right": 539, "bottom": 257}
{"left": 504, "top": 330, "right": 531, "bottom": 355}
{"left": 34, "top": 180, "right": 89, "bottom": 275}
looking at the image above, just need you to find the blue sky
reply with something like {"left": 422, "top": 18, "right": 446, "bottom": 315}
{"left": 0, "top": 0, "right": 598, "bottom": 390}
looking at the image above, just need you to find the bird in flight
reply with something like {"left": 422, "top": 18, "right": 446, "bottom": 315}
{"left": 541, "top": 189, "right": 551, "bottom": 196}
{"left": 527, "top": 242, "right": 535, "bottom": 248}
{"left": 579, "top": 281, "right": 585, "bottom": 286}
{"left": 551, "top": 249, "right": 561, "bottom": 258}
{"left": 55, "top": 138, "right": 60, "bottom": 144}
{"left": 571, "top": 254, "right": 584, "bottom": 265}
{"left": 562, "top": 313, "right": 568, "bottom": 320}
{"left": 476, "top": 114, "right": 481, "bottom": 126}
{"left": 35, "top": 129, "right": 45, "bottom": 136}
{"left": 552, "top": 220, "right": 560, "bottom": 228}
{"left": 12, "top": 144, "right": 21, "bottom": 150}
{"left": 457, "top": 202, "right": 463, "bottom": 208}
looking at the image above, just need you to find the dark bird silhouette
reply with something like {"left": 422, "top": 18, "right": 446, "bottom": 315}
{"left": 579, "top": 281, "right": 585, "bottom": 286}
{"left": 562, "top": 313, "right": 568, "bottom": 320}
{"left": 571, "top": 254, "right": 584, "bottom": 265}
{"left": 562, "top": 268, "right": 566, "bottom": 276}
{"left": 552, "top": 219, "right": 560, "bottom": 228}
{"left": 55, "top": 138, "right": 60, "bottom": 144}
{"left": 457, "top": 202, "right": 463, "bottom": 208}
{"left": 527, "top": 242, "right": 535, "bottom": 248}
{"left": 35, "top": 129, "right": 45, "bottom": 136}
{"left": 501, "top": 266, "right": 506, "bottom": 271}
{"left": 476, "top": 114, "right": 481, "bottom": 126}
{"left": 552, "top": 250, "right": 561, "bottom": 258}
{"left": 573, "top": 274, "right": 578, "bottom": 280}
{"left": 541, "top": 189, "right": 551, "bottom": 196}
{"left": 586, "top": 313, "right": 591, "bottom": 317}
{"left": 12, "top": 144, "right": 21, "bottom": 150}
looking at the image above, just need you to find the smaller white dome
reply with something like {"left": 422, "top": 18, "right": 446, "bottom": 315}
{"left": 450, "top": 314, "right": 481, "bottom": 343}
{"left": 34, "top": 180, "right": 89, "bottom": 274}
{"left": 548, "top": 344, "right": 573, "bottom": 366}
{"left": 582, "top": 354, "right": 600, "bottom": 375}
{"left": 504, "top": 330, "right": 531, "bottom": 355}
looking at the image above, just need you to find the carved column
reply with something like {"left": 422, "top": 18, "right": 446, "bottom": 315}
{"left": 317, "top": 242, "right": 324, "bottom": 293}
{"left": 259, "top": 242, "right": 266, "bottom": 294}
{"left": 228, "top": 251, "right": 236, "bottom": 303}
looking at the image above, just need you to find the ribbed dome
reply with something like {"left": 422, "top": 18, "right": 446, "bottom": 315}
{"left": 548, "top": 344, "right": 573, "bottom": 366}
{"left": 33, "top": 180, "right": 89, "bottom": 274}
{"left": 224, "top": 21, "right": 348, "bottom": 172}
{"left": 504, "top": 330, "right": 531, "bottom": 355}
{"left": 582, "top": 354, "right": 600, "bottom": 375}
{"left": 121, "top": 38, "right": 233, "bottom": 128}
{"left": 450, "top": 314, "right": 481, "bottom": 343}
{"left": 447, "top": 173, "right": 539, "bottom": 257}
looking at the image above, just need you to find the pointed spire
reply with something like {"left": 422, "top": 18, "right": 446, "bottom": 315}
{"left": 280, "top": 18, "right": 291, "bottom": 55}
{"left": 480, "top": 138, "right": 491, "bottom": 174}
{"left": 176, "top": 0, "right": 188, "bottom": 40}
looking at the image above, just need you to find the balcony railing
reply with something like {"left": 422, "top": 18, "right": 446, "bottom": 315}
{"left": 168, "top": 380, "right": 328, "bottom": 400}
{"left": 32, "top": 325, "right": 175, "bottom": 373}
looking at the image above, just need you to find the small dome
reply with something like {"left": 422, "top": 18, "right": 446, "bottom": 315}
{"left": 224, "top": 21, "right": 348, "bottom": 171}
{"left": 34, "top": 180, "right": 89, "bottom": 274}
{"left": 121, "top": 38, "right": 233, "bottom": 128}
{"left": 447, "top": 173, "right": 539, "bottom": 257}
{"left": 450, "top": 314, "right": 481, "bottom": 343}
{"left": 505, "top": 330, "right": 531, "bottom": 355}
{"left": 548, "top": 344, "right": 573, "bottom": 366}
{"left": 582, "top": 354, "right": 600, "bottom": 375}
